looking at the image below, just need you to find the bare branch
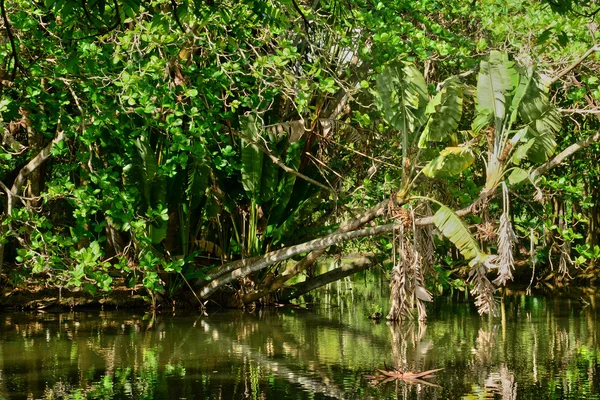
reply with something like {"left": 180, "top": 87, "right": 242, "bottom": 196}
{"left": 197, "top": 199, "right": 477, "bottom": 300}
{"left": 558, "top": 108, "right": 600, "bottom": 114}
{"left": 0, "top": 0, "right": 26, "bottom": 80}
{"left": 280, "top": 254, "right": 379, "bottom": 301}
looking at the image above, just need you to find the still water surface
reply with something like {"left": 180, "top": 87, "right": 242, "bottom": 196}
{"left": 1, "top": 291, "right": 600, "bottom": 399}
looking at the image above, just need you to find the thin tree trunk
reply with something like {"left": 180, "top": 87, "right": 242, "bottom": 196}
{"left": 0, "top": 130, "right": 66, "bottom": 275}
{"left": 280, "top": 254, "right": 378, "bottom": 301}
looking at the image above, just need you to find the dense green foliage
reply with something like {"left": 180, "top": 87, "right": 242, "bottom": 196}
{"left": 0, "top": 0, "right": 599, "bottom": 315}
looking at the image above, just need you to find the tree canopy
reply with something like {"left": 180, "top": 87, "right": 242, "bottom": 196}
{"left": 1, "top": 0, "right": 599, "bottom": 318}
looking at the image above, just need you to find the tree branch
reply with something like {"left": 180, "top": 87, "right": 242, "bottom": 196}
{"left": 239, "top": 197, "right": 391, "bottom": 304}
{"left": 559, "top": 108, "right": 600, "bottom": 114}
{"left": 11, "top": 129, "right": 65, "bottom": 200}
{"left": 550, "top": 45, "right": 600, "bottom": 85}
{"left": 534, "top": 131, "right": 600, "bottom": 176}
{"left": 234, "top": 129, "right": 336, "bottom": 196}
{"left": 0, "top": 0, "right": 25, "bottom": 80}
{"left": 198, "top": 200, "right": 475, "bottom": 300}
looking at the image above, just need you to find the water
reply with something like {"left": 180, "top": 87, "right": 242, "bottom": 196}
{"left": 1, "top": 291, "right": 600, "bottom": 399}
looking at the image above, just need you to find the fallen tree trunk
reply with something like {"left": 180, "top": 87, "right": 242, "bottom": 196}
{"left": 197, "top": 203, "right": 475, "bottom": 300}
{"left": 238, "top": 198, "right": 391, "bottom": 304}
{"left": 279, "top": 254, "right": 379, "bottom": 301}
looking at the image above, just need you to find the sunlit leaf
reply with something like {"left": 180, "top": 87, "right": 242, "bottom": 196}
{"left": 434, "top": 206, "right": 483, "bottom": 260}
{"left": 418, "top": 77, "right": 464, "bottom": 148}
{"left": 375, "top": 61, "right": 428, "bottom": 133}
{"left": 475, "top": 51, "right": 514, "bottom": 127}
{"left": 526, "top": 130, "right": 557, "bottom": 163}
{"left": 507, "top": 167, "right": 529, "bottom": 185}
{"left": 240, "top": 115, "right": 264, "bottom": 197}
{"left": 423, "top": 147, "right": 474, "bottom": 177}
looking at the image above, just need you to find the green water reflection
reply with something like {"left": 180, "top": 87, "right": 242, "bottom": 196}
{"left": 1, "top": 291, "right": 600, "bottom": 399}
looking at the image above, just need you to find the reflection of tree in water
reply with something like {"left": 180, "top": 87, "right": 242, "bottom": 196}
{"left": 381, "top": 320, "right": 443, "bottom": 399}
{"left": 460, "top": 322, "right": 516, "bottom": 400}
{"left": 389, "top": 320, "right": 430, "bottom": 374}
{"left": 2, "top": 296, "right": 600, "bottom": 399}
{"left": 471, "top": 325, "right": 498, "bottom": 367}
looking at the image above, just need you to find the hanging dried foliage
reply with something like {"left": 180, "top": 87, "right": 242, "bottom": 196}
{"left": 468, "top": 261, "right": 498, "bottom": 316}
{"left": 494, "top": 183, "right": 518, "bottom": 286}
{"left": 387, "top": 208, "right": 432, "bottom": 321}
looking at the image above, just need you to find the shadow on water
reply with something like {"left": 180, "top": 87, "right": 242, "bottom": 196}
{"left": 1, "top": 282, "right": 600, "bottom": 399}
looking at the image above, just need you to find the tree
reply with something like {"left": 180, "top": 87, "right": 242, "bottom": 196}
{"left": 1, "top": 0, "right": 599, "bottom": 318}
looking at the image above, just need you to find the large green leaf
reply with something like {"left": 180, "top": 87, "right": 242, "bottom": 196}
{"left": 418, "top": 78, "right": 464, "bottom": 148}
{"left": 507, "top": 167, "right": 529, "bottom": 185}
{"left": 132, "top": 136, "right": 168, "bottom": 244}
{"left": 518, "top": 73, "right": 561, "bottom": 128}
{"left": 433, "top": 206, "right": 483, "bottom": 260}
{"left": 526, "top": 130, "right": 557, "bottom": 163}
{"left": 240, "top": 115, "right": 264, "bottom": 198}
{"left": 134, "top": 136, "right": 159, "bottom": 203}
{"left": 511, "top": 127, "right": 557, "bottom": 164}
{"left": 423, "top": 147, "right": 474, "bottom": 177}
{"left": 475, "top": 51, "right": 514, "bottom": 129}
{"left": 509, "top": 66, "right": 534, "bottom": 126}
{"left": 375, "top": 61, "right": 428, "bottom": 133}
{"left": 513, "top": 72, "right": 560, "bottom": 163}
{"left": 268, "top": 139, "right": 304, "bottom": 226}
{"left": 187, "top": 159, "right": 210, "bottom": 209}
{"left": 260, "top": 124, "right": 286, "bottom": 203}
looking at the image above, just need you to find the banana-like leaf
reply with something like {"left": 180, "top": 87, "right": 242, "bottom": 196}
{"left": 423, "top": 147, "right": 474, "bottom": 177}
{"left": 187, "top": 159, "right": 210, "bottom": 209}
{"left": 268, "top": 139, "right": 304, "bottom": 226}
{"left": 511, "top": 127, "right": 557, "bottom": 164}
{"left": 472, "top": 109, "right": 492, "bottom": 135}
{"left": 133, "top": 136, "right": 168, "bottom": 244}
{"left": 518, "top": 73, "right": 561, "bottom": 127}
{"left": 433, "top": 205, "right": 483, "bottom": 260}
{"left": 526, "top": 130, "right": 557, "bottom": 163}
{"left": 240, "top": 115, "right": 264, "bottom": 198}
{"left": 375, "top": 61, "right": 428, "bottom": 133}
{"left": 134, "top": 136, "right": 159, "bottom": 203}
{"left": 509, "top": 66, "right": 534, "bottom": 126}
{"left": 475, "top": 51, "right": 514, "bottom": 128}
{"left": 517, "top": 72, "right": 561, "bottom": 161}
{"left": 150, "top": 216, "right": 168, "bottom": 245}
{"left": 418, "top": 78, "right": 464, "bottom": 148}
{"left": 507, "top": 167, "right": 529, "bottom": 185}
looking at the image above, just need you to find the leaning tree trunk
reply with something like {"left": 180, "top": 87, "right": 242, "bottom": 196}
{"left": 279, "top": 254, "right": 379, "bottom": 302}
{"left": 239, "top": 198, "right": 392, "bottom": 305}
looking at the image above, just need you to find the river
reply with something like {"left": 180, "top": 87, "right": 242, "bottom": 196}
{"left": 0, "top": 283, "right": 599, "bottom": 399}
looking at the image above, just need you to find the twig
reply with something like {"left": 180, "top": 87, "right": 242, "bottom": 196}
{"left": 558, "top": 108, "right": 600, "bottom": 114}
{"left": 11, "top": 129, "right": 66, "bottom": 200}
{"left": 233, "top": 129, "right": 336, "bottom": 196}
{"left": 0, "top": 0, "right": 25, "bottom": 79}
{"left": 170, "top": 0, "right": 187, "bottom": 34}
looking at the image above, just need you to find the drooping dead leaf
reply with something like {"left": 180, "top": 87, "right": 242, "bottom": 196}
{"left": 364, "top": 366, "right": 444, "bottom": 387}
